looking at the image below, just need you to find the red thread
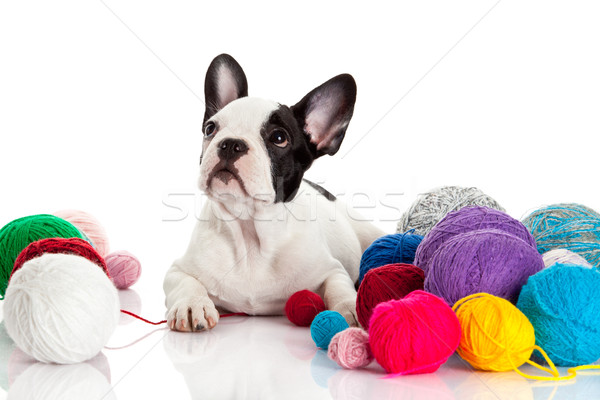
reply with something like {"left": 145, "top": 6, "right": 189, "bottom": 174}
{"left": 119, "top": 310, "right": 247, "bottom": 326}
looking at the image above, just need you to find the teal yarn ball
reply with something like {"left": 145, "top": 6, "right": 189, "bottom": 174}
{"left": 516, "top": 264, "right": 600, "bottom": 367}
{"left": 359, "top": 231, "right": 424, "bottom": 284}
{"left": 522, "top": 204, "right": 600, "bottom": 268}
{"left": 0, "top": 214, "right": 84, "bottom": 298}
{"left": 310, "top": 311, "right": 349, "bottom": 350}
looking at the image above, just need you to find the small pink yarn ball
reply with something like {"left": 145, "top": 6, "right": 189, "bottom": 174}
{"left": 105, "top": 250, "right": 141, "bottom": 289}
{"left": 327, "top": 327, "right": 373, "bottom": 369}
{"left": 368, "top": 290, "right": 461, "bottom": 375}
{"left": 53, "top": 210, "right": 110, "bottom": 257}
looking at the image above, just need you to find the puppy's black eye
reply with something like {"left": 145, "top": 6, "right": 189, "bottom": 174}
{"left": 269, "top": 129, "right": 289, "bottom": 148}
{"left": 204, "top": 122, "right": 217, "bottom": 138}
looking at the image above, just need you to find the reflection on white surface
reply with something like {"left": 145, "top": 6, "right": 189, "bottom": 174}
{"left": 117, "top": 289, "right": 142, "bottom": 325}
{"left": 8, "top": 357, "right": 116, "bottom": 400}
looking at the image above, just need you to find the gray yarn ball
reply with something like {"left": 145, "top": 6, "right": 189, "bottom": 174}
{"left": 396, "top": 186, "right": 505, "bottom": 236}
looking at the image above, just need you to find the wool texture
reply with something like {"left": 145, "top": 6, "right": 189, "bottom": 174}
{"left": 0, "top": 214, "right": 84, "bottom": 298}
{"left": 425, "top": 229, "right": 544, "bottom": 305}
{"left": 414, "top": 206, "right": 536, "bottom": 273}
{"left": 542, "top": 248, "right": 593, "bottom": 269}
{"left": 453, "top": 293, "right": 535, "bottom": 372}
{"left": 105, "top": 250, "right": 141, "bottom": 290}
{"left": 53, "top": 210, "right": 111, "bottom": 258}
{"left": 526, "top": 218, "right": 600, "bottom": 268}
{"left": 522, "top": 203, "right": 600, "bottom": 238}
{"left": 12, "top": 237, "right": 108, "bottom": 279}
{"left": 368, "top": 291, "right": 460, "bottom": 375}
{"left": 3, "top": 253, "right": 120, "bottom": 364}
{"left": 356, "top": 263, "right": 424, "bottom": 330}
{"left": 285, "top": 290, "right": 326, "bottom": 327}
{"left": 358, "top": 231, "right": 423, "bottom": 284}
{"left": 396, "top": 186, "right": 505, "bottom": 236}
{"left": 516, "top": 264, "right": 600, "bottom": 367}
{"left": 310, "top": 311, "right": 349, "bottom": 350}
{"left": 327, "top": 327, "right": 373, "bottom": 369}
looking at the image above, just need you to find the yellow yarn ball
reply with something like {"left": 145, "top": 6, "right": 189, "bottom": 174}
{"left": 452, "top": 293, "right": 535, "bottom": 372}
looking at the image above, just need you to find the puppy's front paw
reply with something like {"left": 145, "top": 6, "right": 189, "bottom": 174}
{"left": 331, "top": 299, "right": 359, "bottom": 327}
{"left": 166, "top": 296, "right": 219, "bottom": 332}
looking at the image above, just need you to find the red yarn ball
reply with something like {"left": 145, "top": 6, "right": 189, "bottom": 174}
{"left": 369, "top": 290, "right": 461, "bottom": 375}
{"left": 356, "top": 263, "right": 424, "bottom": 330}
{"left": 12, "top": 237, "right": 109, "bottom": 279}
{"left": 285, "top": 290, "right": 326, "bottom": 327}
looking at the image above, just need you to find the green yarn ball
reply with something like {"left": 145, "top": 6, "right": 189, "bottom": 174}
{"left": 0, "top": 214, "right": 84, "bottom": 298}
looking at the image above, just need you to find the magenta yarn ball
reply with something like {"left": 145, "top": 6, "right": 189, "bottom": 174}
{"left": 424, "top": 229, "right": 544, "bottom": 305}
{"left": 327, "top": 328, "right": 373, "bottom": 369}
{"left": 105, "top": 251, "right": 141, "bottom": 289}
{"left": 53, "top": 210, "right": 110, "bottom": 258}
{"left": 414, "top": 206, "right": 536, "bottom": 273}
{"left": 368, "top": 290, "right": 460, "bottom": 375}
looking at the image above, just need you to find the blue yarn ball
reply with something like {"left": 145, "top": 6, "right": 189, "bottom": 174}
{"left": 522, "top": 203, "right": 600, "bottom": 267}
{"left": 310, "top": 311, "right": 349, "bottom": 350}
{"left": 516, "top": 264, "right": 600, "bottom": 366}
{"left": 358, "top": 231, "right": 424, "bottom": 284}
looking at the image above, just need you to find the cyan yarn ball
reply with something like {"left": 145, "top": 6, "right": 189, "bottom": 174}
{"left": 358, "top": 231, "right": 424, "bottom": 284}
{"left": 522, "top": 204, "right": 600, "bottom": 267}
{"left": 310, "top": 311, "right": 349, "bottom": 350}
{"left": 516, "top": 264, "right": 600, "bottom": 367}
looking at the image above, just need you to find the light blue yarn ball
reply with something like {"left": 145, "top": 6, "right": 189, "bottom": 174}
{"left": 516, "top": 264, "right": 600, "bottom": 367}
{"left": 310, "top": 311, "right": 349, "bottom": 350}
{"left": 522, "top": 204, "right": 600, "bottom": 268}
{"left": 358, "top": 231, "right": 424, "bottom": 284}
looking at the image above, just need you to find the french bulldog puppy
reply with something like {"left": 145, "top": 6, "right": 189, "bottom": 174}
{"left": 164, "top": 54, "right": 384, "bottom": 331}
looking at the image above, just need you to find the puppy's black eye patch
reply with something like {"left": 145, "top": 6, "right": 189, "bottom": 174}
{"left": 268, "top": 129, "right": 289, "bottom": 148}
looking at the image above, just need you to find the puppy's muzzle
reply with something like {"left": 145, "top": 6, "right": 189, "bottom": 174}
{"left": 218, "top": 138, "right": 248, "bottom": 162}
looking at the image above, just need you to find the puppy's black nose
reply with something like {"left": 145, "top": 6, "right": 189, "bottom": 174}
{"left": 218, "top": 138, "right": 248, "bottom": 161}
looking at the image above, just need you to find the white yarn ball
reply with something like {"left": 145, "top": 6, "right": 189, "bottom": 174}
{"left": 542, "top": 248, "right": 594, "bottom": 269}
{"left": 3, "top": 253, "right": 120, "bottom": 364}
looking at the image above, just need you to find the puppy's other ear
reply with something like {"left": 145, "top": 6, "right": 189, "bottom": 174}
{"left": 292, "top": 74, "right": 356, "bottom": 157}
{"left": 203, "top": 54, "right": 248, "bottom": 122}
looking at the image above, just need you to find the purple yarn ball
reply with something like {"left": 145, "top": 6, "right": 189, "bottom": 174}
{"left": 414, "top": 206, "right": 536, "bottom": 273}
{"left": 424, "top": 229, "right": 544, "bottom": 305}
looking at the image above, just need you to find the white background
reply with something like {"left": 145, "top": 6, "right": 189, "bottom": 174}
{"left": 1, "top": 1, "right": 600, "bottom": 398}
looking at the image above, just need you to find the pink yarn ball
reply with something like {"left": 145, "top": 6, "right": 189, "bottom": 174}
{"left": 327, "top": 327, "right": 373, "bottom": 369}
{"left": 368, "top": 290, "right": 461, "bottom": 375}
{"left": 53, "top": 210, "right": 110, "bottom": 257}
{"left": 105, "top": 250, "right": 141, "bottom": 289}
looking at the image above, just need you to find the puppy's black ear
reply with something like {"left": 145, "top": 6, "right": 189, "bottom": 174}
{"left": 203, "top": 54, "right": 248, "bottom": 122}
{"left": 292, "top": 74, "right": 356, "bottom": 157}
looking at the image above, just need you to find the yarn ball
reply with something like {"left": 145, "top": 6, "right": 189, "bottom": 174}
{"left": 285, "top": 290, "right": 326, "bottom": 327}
{"left": 522, "top": 203, "right": 600, "bottom": 238}
{"left": 396, "top": 186, "right": 505, "bottom": 236}
{"left": 0, "top": 214, "right": 84, "bottom": 298}
{"left": 3, "top": 253, "right": 120, "bottom": 364}
{"left": 523, "top": 207, "right": 600, "bottom": 268}
{"left": 516, "top": 264, "right": 600, "bottom": 366}
{"left": 414, "top": 206, "right": 536, "bottom": 273}
{"left": 368, "top": 290, "right": 460, "bottom": 375}
{"left": 358, "top": 231, "right": 424, "bottom": 284}
{"left": 356, "top": 263, "right": 424, "bottom": 330}
{"left": 105, "top": 250, "right": 141, "bottom": 290}
{"left": 53, "top": 210, "right": 111, "bottom": 257}
{"left": 425, "top": 229, "right": 544, "bottom": 305}
{"left": 12, "top": 237, "right": 108, "bottom": 278}
{"left": 453, "top": 293, "right": 535, "bottom": 371}
{"left": 542, "top": 248, "right": 593, "bottom": 269}
{"left": 310, "top": 311, "right": 349, "bottom": 350}
{"left": 327, "top": 327, "right": 373, "bottom": 369}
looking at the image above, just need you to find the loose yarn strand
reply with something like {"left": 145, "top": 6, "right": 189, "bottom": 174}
{"left": 119, "top": 309, "right": 247, "bottom": 326}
